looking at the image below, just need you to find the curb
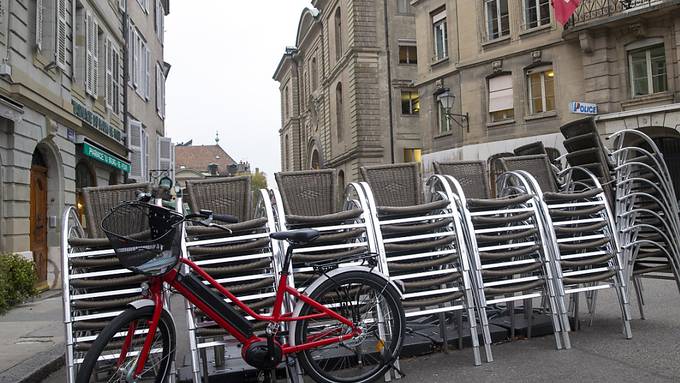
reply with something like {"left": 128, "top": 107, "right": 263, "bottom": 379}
{"left": 0, "top": 344, "right": 65, "bottom": 383}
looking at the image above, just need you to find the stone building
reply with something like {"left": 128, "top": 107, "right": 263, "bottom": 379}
{"left": 410, "top": 0, "right": 680, "bottom": 171}
{"left": 175, "top": 140, "right": 250, "bottom": 187}
{"left": 0, "top": 0, "right": 170, "bottom": 288}
{"left": 273, "top": 0, "right": 420, "bottom": 184}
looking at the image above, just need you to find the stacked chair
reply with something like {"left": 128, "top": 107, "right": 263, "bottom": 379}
{"left": 61, "top": 183, "right": 153, "bottom": 383}
{"left": 359, "top": 163, "right": 487, "bottom": 365}
{"left": 182, "top": 176, "right": 280, "bottom": 382}
{"left": 609, "top": 129, "right": 680, "bottom": 319}
{"left": 433, "top": 161, "right": 571, "bottom": 352}
{"left": 499, "top": 155, "right": 632, "bottom": 338}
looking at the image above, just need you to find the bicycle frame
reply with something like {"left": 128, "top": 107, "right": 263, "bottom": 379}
{"left": 122, "top": 257, "right": 362, "bottom": 378}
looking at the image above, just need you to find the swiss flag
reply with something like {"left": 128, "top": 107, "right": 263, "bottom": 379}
{"left": 553, "top": 0, "right": 581, "bottom": 25}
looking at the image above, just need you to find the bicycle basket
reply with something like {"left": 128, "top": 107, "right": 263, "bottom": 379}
{"left": 101, "top": 201, "right": 184, "bottom": 276}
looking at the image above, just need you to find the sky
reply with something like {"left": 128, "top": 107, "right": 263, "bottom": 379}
{"left": 164, "top": 1, "right": 312, "bottom": 185}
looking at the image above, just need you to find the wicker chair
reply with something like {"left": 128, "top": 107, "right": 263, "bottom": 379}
{"left": 513, "top": 141, "right": 547, "bottom": 156}
{"left": 434, "top": 160, "right": 571, "bottom": 350}
{"left": 487, "top": 152, "right": 515, "bottom": 198}
{"left": 360, "top": 163, "right": 488, "bottom": 364}
{"left": 82, "top": 183, "right": 151, "bottom": 238}
{"left": 500, "top": 155, "right": 632, "bottom": 338}
{"left": 185, "top": 176, "right": 253, "bottom": 222}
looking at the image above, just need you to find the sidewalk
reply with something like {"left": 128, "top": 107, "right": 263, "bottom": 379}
{"left": 0, "top": 291, "right": 65, "bottom": 383}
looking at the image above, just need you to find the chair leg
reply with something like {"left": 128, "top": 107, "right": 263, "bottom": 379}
{"left": 438, "top": 312, "right": 449, "bottom": 353}
{"left": 509, "top": 300, "right": 516, "bottom": 340}
{"left": 526, "top": 298, "right": 533, "bottom": 339}
{"left": 574, "top": 293, "right": 581, "bottom": 331}
{"left": 632, "top": 276, "right": 646, "bottom": 320}
{"left": 457, "top": 310, "right": 464, "bottom": 350}
{"left": 464, "top": 296, "right": 483, "bottom": 366}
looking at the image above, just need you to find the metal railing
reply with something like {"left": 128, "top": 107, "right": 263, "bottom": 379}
{"left": 568, "top": 0, "right": 667, "bottom": 27}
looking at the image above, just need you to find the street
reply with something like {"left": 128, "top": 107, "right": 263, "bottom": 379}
{"left": 42, "top": 277, "right": 680, "bottom": 382}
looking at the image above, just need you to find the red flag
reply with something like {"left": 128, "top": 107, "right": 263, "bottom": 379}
{"left": 553, "top": 0, "right": 581, "bottom": 25}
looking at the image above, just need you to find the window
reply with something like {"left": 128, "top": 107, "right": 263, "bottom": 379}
{"left": 488, "top": 74, "right": 514, "bottom": 122}
{"left": 56, "top": 0, "right": 68, "bottom": 68}
{"left": 485, "top": 0, "right": 510, "bottom": 40}
{"left": 137, "top": 0, "right": 149, "bottom": 13}
{"left": 85, "top": 12, "right": 99, "bottom": 97}
{"left": 334, "top": 8, "right": 343, "bottom": 62}
{"left": 156, "top": 64, "right": 166, "bottom": 118}
{"left": 437, "top": 102, "right": 451, "bottom": 134}
{"left": 128, "top": 120, "right": 145, "bottom": 181}
{"left": 524, "top": 0, "right": 551, "bottom": 29}
{"left": 399, "top": 45, "right": 417, "bottom": 64}
{"left": 105, "top": 39, "right": 122, "bottom": 114}
{"left": 155, "top": 0, "right": 164, "bottom": 44}
{"left": 284, "top": 134, "right": 290, "bottom": 170}
{"left": 527, "top": 67, "right": 555, "bottom": 114}
{"left": 284, "top": 85, "right": 289, "bottom": 119}
{"left": 432, "top": 10, "right": 448, "bottom": 62}
{"left": 335, "top": 82, "right": 343, "bottom": 141}
{"left": 404, "top": 148, "right": 422, "bottom": 163}
{"left": 311, "top": 56, "right": 318, "bottom": 90}
{"left": 401, "top": 91, "right": 420, "bottom": 115}
{"left": 629, "top": 44, "right": 667, "bottom": 97}
{"left": 397, "top": 0, "right": 411, "bottom": 14}
{"left": 130, "top": 24, "right": 150, "bottom": 101}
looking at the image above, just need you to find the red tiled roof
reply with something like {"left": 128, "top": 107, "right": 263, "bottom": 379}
{"left": 175, "top": 145, "right": 237, "bottom": 175}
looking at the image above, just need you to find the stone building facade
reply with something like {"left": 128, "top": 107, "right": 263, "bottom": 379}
{"left": 410, "top": 0, "right": 680, "bottom": 171}
{"left": 273, "top": 0, "right": 420, "bottom": 184}
{"left": 0, "top": 0, "right": 170, "bottom": 288}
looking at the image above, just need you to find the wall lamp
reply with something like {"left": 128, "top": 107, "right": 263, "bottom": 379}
{"left": 434, "top": 87, "right": 469, "bottom": 132}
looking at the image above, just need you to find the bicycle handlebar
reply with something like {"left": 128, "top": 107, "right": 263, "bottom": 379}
{"left": 185, "top": 209, "right": 238, "bottom": 224}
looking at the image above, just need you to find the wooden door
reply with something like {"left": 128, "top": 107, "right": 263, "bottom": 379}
{"left": 30, "top": 165, "right": 48, "bottom": 287}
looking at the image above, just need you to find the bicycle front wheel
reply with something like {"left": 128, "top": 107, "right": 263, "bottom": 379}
{"left": 295, "top": 270, "right": 405, "bottom": 383}
{"left": 76, "top": 306, "right": 176, "bottom": 383}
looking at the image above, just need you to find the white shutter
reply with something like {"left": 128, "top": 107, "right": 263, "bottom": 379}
{"left": 127, "top": 22, "right": 134, "bottom": 86}
{"left": 56, "top": 0, "right": 67, "bottom": 68}
{"left": 144, "top": 46, "right": 150, "bottom": 100}
{"left": 158, "top": 137, "right": 172, "bottom": 177}
{"left": 35, "top": 0, "right": 44, "bottom": 51}
{"left": 118, "top": 0, "right": 126, "bottom": 12}
{"left": 85, "top": 13, "right": 93, "bottom": 95}
{"left": 155, "top": 0, "right": 164, "bottom": 44}
{"left": 161, "top": 66, "right": 165, "bottom": 117}
{"left": 489, "top": 74, "right": 513, "bottom": 112}
{"left": 133, "top": 29, "right": 139, "bottom": 88}
{"left": 93, "top": 19, "right": 99, "bottom": 97}
{"left": 128, "top": 120, "right": 144, "bottom": 180}
{"left": 143, "top": 130, "right": 150, "bottom": 181}
{"left": 155, "top": 64, "right": 161, "bottom": 113}
{"left": 106, "top": 39, "right": 113, "bottom": 109}
{"left": 112, "top": 47, "right": 121, "bottom": 114}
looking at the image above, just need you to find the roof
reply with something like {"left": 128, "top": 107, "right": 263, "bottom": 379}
{"left": 174, "top": 144, "right": 237, "bottom": 176}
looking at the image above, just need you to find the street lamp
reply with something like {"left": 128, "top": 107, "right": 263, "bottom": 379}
{"left": 434, "top": 87, "right": 470, "bottom": 132}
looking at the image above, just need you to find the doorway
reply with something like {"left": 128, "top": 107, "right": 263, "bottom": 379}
{"left": 30, "top": 150, "right": 48, "bottom": 288}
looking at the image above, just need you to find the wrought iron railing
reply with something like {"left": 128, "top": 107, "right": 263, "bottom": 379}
{"left": 568, "top": 0, "right": 667, "bottom": 27}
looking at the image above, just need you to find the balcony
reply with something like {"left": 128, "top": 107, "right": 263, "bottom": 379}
{"left": 567, "top": 0, "right": 673, "bottom": 28}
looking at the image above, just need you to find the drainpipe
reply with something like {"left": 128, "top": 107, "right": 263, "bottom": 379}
{"left": 383, "top": 0, "right": 396, "bottom": 163}
{"left": 122, "top": 0, "right": 129, "bottom": 182}
{"left": 292, "top": 52, "right": 302, "bottom": 170}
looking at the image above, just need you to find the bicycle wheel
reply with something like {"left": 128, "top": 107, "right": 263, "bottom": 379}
{"left": 76, "top": 306, "right": 176, "bottom": 383}
{"left": 295, "top": 270, "right": 405, "bottom": 383}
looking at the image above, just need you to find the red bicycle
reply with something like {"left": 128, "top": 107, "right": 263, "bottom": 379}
{"left": 75, "top": 201, "right": 405, "bottom": 383}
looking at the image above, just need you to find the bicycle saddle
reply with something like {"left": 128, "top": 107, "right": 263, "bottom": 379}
{"left": 270, "top": 229, "right": 320, "bottom": 244}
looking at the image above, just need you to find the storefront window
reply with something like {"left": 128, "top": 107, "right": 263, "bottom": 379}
{"left": 76, "top": 162, "right": 96, "bottom": 224}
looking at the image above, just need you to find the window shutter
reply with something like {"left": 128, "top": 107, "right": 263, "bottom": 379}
{"left": 128, "top": 120, "right": 144, "bottom": 180}
{"left": 118, "top": 0, "right": 126, "bottom": 12}
{"left": 85, "top": 13, "right": 93, "bottom": 95}
{"left": 92, "top": 19, "right": 99, "bottom": 97}
{"left": 155, "top": 64, "right": 161, "bottom": 114}
{"left": 127, "top": 22, "right": 134, "bottom": 86}
{"left": 160, "top": 66, "right": 165, "bottom": 118}
{"left": 56, "top": 0, "right": 67, "bottom": 68}
{"left": 35, "top": 0, "right": 44, "bottom": 51}
{"left": 144, "top": 46, "right": 150, "bottom": 100}
{"left": 112, "top": 47, "right": 120, "bottom": 114}
{"left": 143, "top": 130, "right": 150, "bottom": 181}
{"left": 133, "top": 29, "right": 139, "bottom": 88}
{"left": 106, "top": 39, "right": 113, "bottom": 109}
{"left": 158, "top": 137, "right": 173, "bottom": 178}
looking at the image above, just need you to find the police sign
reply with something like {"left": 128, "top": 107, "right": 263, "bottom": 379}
{"left": 570, "top": 101, "right": 598, "bottom": 115}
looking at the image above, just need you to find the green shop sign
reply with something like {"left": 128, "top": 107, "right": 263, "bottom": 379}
{"left": 71, "top": 100, "right": 125, "bottom": 144}
{"left": 83, "top": 143, "right": 131, "bottom": 173}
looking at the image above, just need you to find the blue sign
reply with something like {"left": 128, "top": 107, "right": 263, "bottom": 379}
{"left": 570, "top": 101, "right": 598, "bottom": 115}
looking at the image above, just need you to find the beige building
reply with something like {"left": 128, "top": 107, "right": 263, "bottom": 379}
{"left": 410, "top": 0, "right": 680, "bottom": 170}
{"left": 0, "top": 0, "right": 170, "bottom": 288}
{"left": 274, "top": 0, "right": 421, "bottom": 184}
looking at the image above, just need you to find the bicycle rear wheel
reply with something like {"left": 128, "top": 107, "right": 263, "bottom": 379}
{"left": 76, "top": 306, "right": 176, "bottom": 383}
{"left": 295, "top": 270, "right": 405, "bottom": 383}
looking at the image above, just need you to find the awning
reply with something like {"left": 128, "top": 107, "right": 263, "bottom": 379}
{"left": 78, "top": 138, "right": 131, "bottom": 173}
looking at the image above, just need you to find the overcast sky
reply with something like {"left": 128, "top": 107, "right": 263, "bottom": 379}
{"left": 164, "top": 1, "right": 312, "bottom": 184}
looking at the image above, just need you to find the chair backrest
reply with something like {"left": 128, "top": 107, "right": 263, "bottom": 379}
{"left": 360, "top": 163, "right": 423, "bottom": 206}
{"left": 82, "top": 183, "right": 151, "bottom": 238}
{"left": 560, "top": 117, "right": 597, "bottom": 139}
{"left": 275, "top": 169, "right": 338, "bottom": 216}
{"left": 513, "top": 141, "right": 546, "bottom": 156}
{"left": 434, "top": 161, "right": 491, "bottom": 199}
{"left": 500, "top": 155, "right": 558, "bottom": 193}
{"left": 185, "top": 176, "right": 252, "bottom": 221}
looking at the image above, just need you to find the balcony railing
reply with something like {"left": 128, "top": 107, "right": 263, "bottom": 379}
{"left": 568, "top": 0, "right": 668, "bottom": 27}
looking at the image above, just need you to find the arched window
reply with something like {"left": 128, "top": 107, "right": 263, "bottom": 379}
{"left": 311, "top": 57, "right": 318, "bottom": 90}
{"left": 334, "top": 7, "right": 342, "bottom": 62}
{"left": 284, "top": 134, "right": 290, "bottom": 170}
{"left": 284, "top": 85, "right": 290, "bottom": 119}
{"left": 311, "top": 149, "right": 320, "bottom": 170}
{"left": 335, "top": 82, "right": 343, "bottom": 141}
{"left": 337, "top": 169, "right": 345, "bottom": 202}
